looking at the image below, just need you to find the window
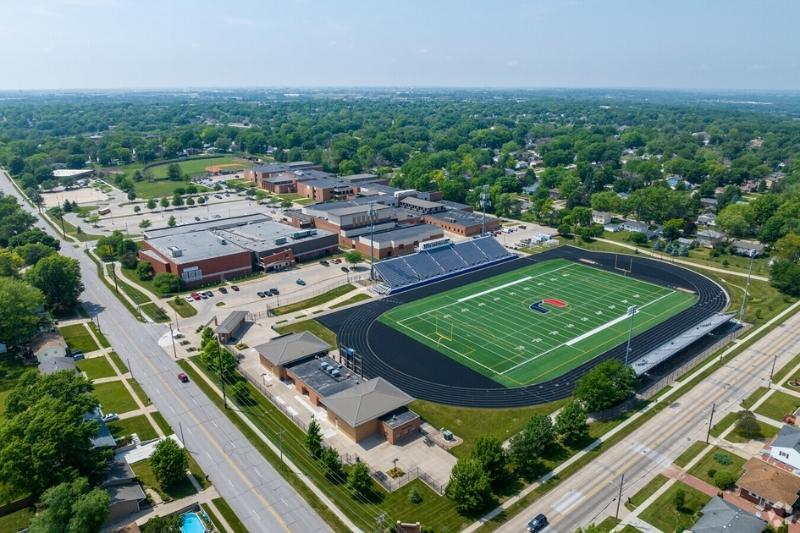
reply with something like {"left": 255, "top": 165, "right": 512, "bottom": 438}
{"left": 779, "top": 451, "right": 789, "bottom": 459}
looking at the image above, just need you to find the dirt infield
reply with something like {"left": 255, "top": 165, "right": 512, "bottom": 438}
{"left": 205, "top": 163, "right": 247, "bottom": 174}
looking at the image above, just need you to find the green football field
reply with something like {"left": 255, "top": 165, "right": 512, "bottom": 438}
{"left": 379, "top": 258, "right": 697, "bottom": 387}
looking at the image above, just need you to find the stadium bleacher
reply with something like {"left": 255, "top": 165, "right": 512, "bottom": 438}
{"left": 374, "top": 236, "right": 515, "bottom": 293}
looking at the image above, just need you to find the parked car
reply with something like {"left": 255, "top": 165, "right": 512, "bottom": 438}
{"left": 257, "top": 291, "right": 266, "bottom": 298}
{"left": 177, "top": 372, "right": 189, "bottom": 383}
{"left": 194, "top": 216, "right": 200, "bottom": 221}
{"left": 333, "top": 258, "right": 342, "bottom": 264}
{"left": 296, "top": 279, "right": 306, "bottom": 285}
{"left": 341, "top": 266, "right": 349, "bottom": 273}
{"left": 201, "top": 293, "right": 209, "bottom": 299}
{"left": 191, "top": 292, "right": 202, "bottom": 301}
{"left": 230, "top": 285, "right": 240, "bottom": 291}
{"left": 527, "top": 514, "right": 548, "bottom": 532}
{"left": 102, "top": 413, "right": 119, "bottom": 422}
{"left": 269, "top": 288, "right": 279, "bottom": 295}
{"left": 71, "top": 351, "right": 85, "bottom": 361}
{"left": 219, "top": 287, "right": 228, "bottom": 294}
{"left": 320, "top": 260, "right": 329, "bottom": 266}
{"left": 184, "top": 295, "right": 194, "bottom": 303}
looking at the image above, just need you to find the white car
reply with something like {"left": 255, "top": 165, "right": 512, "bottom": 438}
{"left": 184, "top": 295, "right": 194, "bottom": 303}
{"left": 102, "top": 413, "right": 119, "bottom": 422}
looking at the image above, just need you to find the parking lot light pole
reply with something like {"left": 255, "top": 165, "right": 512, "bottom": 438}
{"left": 168, "top": 323, "right": 178, "bottom": 359}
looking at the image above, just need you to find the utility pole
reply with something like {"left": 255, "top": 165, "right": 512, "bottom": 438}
{"left": 479, "top": 184, "right": 490, "bottom": 236}
{"left": 624, "top": 305, "right": 637, "bottom": 366}
{"left": 179, "top": 421, "right": 186, "bottom": 446}
{"left": 277, "top": 428, "right": 286, "bottom": 463}
{"left": 738, "top": 249, "right": 756, "bottom": 323}
{"left": 218, "top": 344, "right": 228, "bottom": 409}
{"left": 769, "top": 354, "right": 778, "bottom": 389}
{"left": 111, "top": 261, "right": 119, "bottom": 294}
{"left": 706, "top": 402, "right": 716, "bottom": 443}
{"left": 614, "top": 473, "right": 625, "bottom": 520}
{"left": 168, "top": 323, "right": 178, "bottom": 359}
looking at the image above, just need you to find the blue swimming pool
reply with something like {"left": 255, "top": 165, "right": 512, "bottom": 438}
{"left": 181, "top": 512, "right": 206, "bottom": 533}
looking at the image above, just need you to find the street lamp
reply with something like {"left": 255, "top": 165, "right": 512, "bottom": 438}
{"left": 738, "top": 249, "right": 756, "bottom": 323}
{"left": 624, "top": 305, "right": 637, "bottom": 366}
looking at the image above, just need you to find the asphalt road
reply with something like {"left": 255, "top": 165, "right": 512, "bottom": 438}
{"left": 494, "top": 309, "right": 800, "bottom": 533}
{"left": 0, "top": 171, "right": 330, "bottom": 533}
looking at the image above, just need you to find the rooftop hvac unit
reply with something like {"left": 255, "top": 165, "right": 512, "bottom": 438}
{"left": 215, "top": 235, "right": 227, "bottom": 245}
{"left": 167, "top": 246, "right": 183, "bottom": 258}
{"left": 274, "top": 237, "right": 287, "bottom": 245}
{"left": 331, "top": 369, "right": 341, "bottom": 378}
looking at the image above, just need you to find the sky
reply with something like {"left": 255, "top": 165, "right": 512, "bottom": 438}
{"left": 0, "top": 0, "right": 798, "bottom": 91}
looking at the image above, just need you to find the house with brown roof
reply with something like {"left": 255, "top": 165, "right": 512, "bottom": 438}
{"left": 737, "top": 458, "right": 800, "bottom": 517}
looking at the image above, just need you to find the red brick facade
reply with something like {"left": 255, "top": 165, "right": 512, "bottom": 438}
{"left": 138, "top": 242, "right": 252, "bottom": 287}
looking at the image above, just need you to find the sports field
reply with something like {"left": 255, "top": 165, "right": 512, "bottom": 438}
{"left": 379, "top": 259, "right": 697, "bottom": 387}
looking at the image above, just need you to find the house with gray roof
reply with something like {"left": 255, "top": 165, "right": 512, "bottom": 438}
{"left": 255, "top": 332, "right": 332, "bottom": 379}
{"left": 689, "top": 497, "right": 765, "bottom": 533}
{"left": 769, "top": 424, "right": 800, "bottom": 471}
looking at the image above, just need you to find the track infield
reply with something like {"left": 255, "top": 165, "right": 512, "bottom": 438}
{"left": 378, "top": 258, "right": 697, "bottom": 387}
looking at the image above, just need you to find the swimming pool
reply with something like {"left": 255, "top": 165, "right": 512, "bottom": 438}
{"left": 181, "top": 512, "right": 206, "bottom": 533}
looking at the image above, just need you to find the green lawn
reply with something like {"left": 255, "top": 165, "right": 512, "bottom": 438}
{"left": 167, "top": 296, "right": 197, "bottom": 318}
{"left": 211, "top": 497, "right": 248, "bottom": 533}
{"left": 755, "top": 391, "right": 800, "bottom": 421}
{"left": 59, "top": 323, "right": 99, "bottom": 353}
{"left": 380, "top": 258, "right": 696, "bottom": 387}
{"left": 272, "top": 284, "right": 356, "bottom": 315}
{"left": 411, "top": 398, "right": 565, "bottom": 459}
{"left": 709, "top": 412, "right": 737, "bottom": 438}
{"left": 76, "top": 356, "right": 116, "bottom": 380}
{"left": 274, "top": 319, "right": 338, "bottom": 347}
{"left": 132, "top": 179, "right": 210, "bottom": 199}
{"left": 152, "top": 412, "right": 173, "bottom": 436}
{"left": 625, "top": 474, "right": 668, "bottom": 511}
{"left": 741, "top": 387, "right": 768, "bottom": 409}
{"left": 93, "top": 381, "right": 139, "bottom": 413}
{"left": 0, "top": 506, "right": 34, "bottom": 532}
{"left": 87, "top": 321, "right": 111, "bottom": 348}
{"left": 131, "top": 458, "right": 197, "bottom": 501}
{"left": 140, "top": 302, "right": 170, "bottom": 323}
{"left": 200, "top": 503, "right": 227, "bottom": 533}
{"left": 148, "top": 156, "right": 249, "bottom": 179}
{"left": 674, "top": 441, "right": 709, "bottom": 468}
{"left": 108, "top": 414, "right": 159, "bottom": 441}
{"left": 639, "top": 482, "right": 711, "bottom": 533}
{"left": 109, "top": 351, "right": 128, "bottom": 373}
{"left": 129, "top": 378, "right": 152, "bottom": 406}
{"left": 726, "top": 420, "right": 779, "bottom": 443}
{"left": 329, "top": 293, "right": 373, "bottom": 309}
{"left": 687, "top": 446, "right": 746, "bottom": 487}
{"left": 775, "top": 352, "right": 800, "bottom": 384}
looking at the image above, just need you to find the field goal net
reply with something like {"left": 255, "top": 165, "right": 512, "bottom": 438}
{"left": 614, "top": 255, "right": 633, "bottom": 276}
{"left": 434, "top": 316, "right": 455, "bottom": 343}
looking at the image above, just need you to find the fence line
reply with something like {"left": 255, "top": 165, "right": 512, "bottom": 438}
{"left": 240, "top": 370, "right": 309, "bottom": 431}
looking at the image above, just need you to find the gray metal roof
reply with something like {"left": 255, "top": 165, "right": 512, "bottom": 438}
{"left": 426, "top": 209, "right": 487, "bottom": 225}
{"left": 146, "top": 230, "right": 248, "bottom": 264}
{"left": 367, "top": 224, "right": 442, "bottom": 246}
{"left": 254, "top": 332, "right": 331, "bottom": 367}
{"left": 102, "top": 458, "right": 136, "bottom": 487}
{"left": 107, "top": 482, "right": 146, "bottom": 505}
{"left": 215, "top": 311, "right": 249, "bottom": 336}
{"left": 773, "top": 424, "right": 800, "bottom": 451}
{"left": 338, "top": 173, "right": 379, "bottom": 182}
{"left": 144, "top": 213, "right": 269, "bottom": 239}
{"left": 322, "top": 377, "right": 413, "bottom": 427}
{"left": 690, "top": 497, "right": 765, "bottom": 533}
{"left": 216, "top": 221, "right": 334, "bottom": 253}
{"left": 38, "top": 356, "right": 76, "bottom": 374}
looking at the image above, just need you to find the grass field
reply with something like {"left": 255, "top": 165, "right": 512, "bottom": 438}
{"left": 380, "top": 259, "right": 697, "bottom": 387}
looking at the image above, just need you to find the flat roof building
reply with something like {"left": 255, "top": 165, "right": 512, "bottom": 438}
{"left": 424, "top": 209, "right": 500, "bottom": 236}
{"left": 353, "top": 224, "right": 444, "bottom": 259}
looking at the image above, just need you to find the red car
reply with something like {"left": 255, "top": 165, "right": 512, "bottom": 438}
{"left": 177, "top": 372, "right": 189, "bottom": 383}
{"left": 191, "top": 292, "right": 202, "bottom": 301}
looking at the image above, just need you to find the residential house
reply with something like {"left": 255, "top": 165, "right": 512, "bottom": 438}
{"left": 737, "top": 458, "right": 800, "bottom": 517}
{"left": 592, "top": 211, "right": 612, "bottom": 225}
{"left": 677, "top": 237, "right": 697, "bottom": 248}
{"left": 102, "top": 458, "right": 147, "bottom": 524}
{"left": 604, "top": 223, "right": 622, "bottom": 233}
{"left": 689, "top": 497, "right": 765, "bottom": 533}
{"left": 621, "top": 220, "right": 656, "bottom": 239}
{"left": 731, "top": 239, "right": 766, "bottom": 257}
{"left": 700, "top": 198, "right": 719, "bottom": 211}
{"left": 697, "top": 212, "right": 717, "bottom": 226}
{"left": 32, "top": 332, "right": 74, "bottom": 374}
{"left": 769, "top": 425, "right": 800, "bottom": 471}
{"left": 696, "top": 230, "right": 726, "bottom": 248}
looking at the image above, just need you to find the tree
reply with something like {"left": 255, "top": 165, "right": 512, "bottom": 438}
{"left": 185, "top": 196, "right": 195, "bottom": 206}
{"left": 150, "top": 438, "right": 188, "bottom": 488}
{"left": 408, "top": 486, "right": 422, "bottom": 504}
{"left": 347, "top": 461, "right": 372, "bottom": 497}
{"left": 200, "top": 326, "right": 215, "bottom": 350}
{"left": 662, "top": 218, "right": 684, "bottom": 240}
{"left": 167, "top": 215, "right": 176, "bottom": 227}
{"left": 319, "top": 447, "right": 343, "bottom": 482}
{"left": 231, "top": 381, "right": 252, "bottom": 405}
{"left": 200, "top": 339, "right": 237, "bottom": 377}
{"left": 0, "top": 277, "right": 44, "bottom": 348}
{"left": 147, "top": 198, "right": 157, "bottom": 210}
{"left": 673, "top": 488, "right": 686, "bottom": 511}
{"left": 574, "top": 360, "right": 637, "bottom": 412}
{"left": 770, "top": 260, "right": 800, "bottom": 296}
{"left": 344, "top": 250, "right": 363, "bottom": 264}
{"left": 167, "top": 163, "right": 183, "bottom": 181}
{"left": 136, "top": 261, "right": 155, "bottom": 281}
{"left": 152, "top": 272, "right": 181, "bottom": 294}
{"left": 775, "top": 233, "right": 800, "bottom": 263}
{"left": 509, "top": 414, "right": 555, "bottom": 476}
{"left": 171, "top": 194, "right": 184, "bottom": 207}
{"left": 142, "top": 514, "right": 182, "bottom": 532}
{"left": 26, "top": 254, "right": 83, "bottom": 313}
{"left": 15, "top": 242, "right": 56, "bottom": 266}
{"left": 557, "top": 223, "right": 571, "bottom": 237}
{"left": 133, "top": 205, "right": 141, "bottom": 213}
{"left": 0, "top": 372, "right": 109, "bottom": 496}
{"left": 471, "top": 436, "right": 507, "bottom": 487}
{"left": 713, "top": 470, "right": 737, "bottom": 489}
{"left": 160, "top": 197, "right": 170, "bottom": 209}
{"left": 716, "top": 203, "right": 752, "bottom": 238}
{"left": 306, "top": 419, "right": 323, "bottom": 458}
{"left": 446, "top": 458, "right": 492, "bottom": 514}
{"left": 0, "top": 248, "right": 23, "bottom": 276}
{"left": 139, "top": 219, "right": 151, "bottom": 229}
{"left": 555, "top": 400, "right": 588, "bottom": 445}
{"left": 29, "top": 477, "right": 110, "bottom": 533}
{"left": 734, "top": 410, "right": 762, "bottom": 439}
{"left": 628, "top": 231, "right": 648, "bottom": 245}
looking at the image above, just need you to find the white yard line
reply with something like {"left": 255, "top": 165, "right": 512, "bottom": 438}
{"left": 457, "top": 276, "right": 533, "bottom": 302}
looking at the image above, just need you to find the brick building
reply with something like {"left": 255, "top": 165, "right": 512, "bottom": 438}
{"left": 344, "top": 224, "right": 444, "bottom": 259}
{"left": 424, "top": 209, "right": 500, "bottom": 236}
{"left": 296, "top": 178, "right": 354, "bottom": 202}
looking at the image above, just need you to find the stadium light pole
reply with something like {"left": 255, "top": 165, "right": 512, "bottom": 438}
{"left": 368, "top": 202, "right": 376, "bottom": 281}
{"left": 738, "top": 249, "right": 756, "bottom": 323}
{"left": 480, "top": 184, "right": 490, "bottom": 236}
{"left": 624, "top": 305, "right": 637, "bottom": 366}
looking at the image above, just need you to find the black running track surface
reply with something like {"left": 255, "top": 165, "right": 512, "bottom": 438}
{"left": 319, "top": 247, "right": 728, "bottom": 407}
